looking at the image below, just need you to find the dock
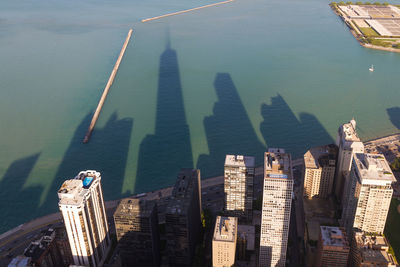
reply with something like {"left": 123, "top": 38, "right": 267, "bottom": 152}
{"left": 83, "top": 29, "right": 133, "bottom": 143}
{"left": 141, "top": 0, "right": 234, "bottom": 23}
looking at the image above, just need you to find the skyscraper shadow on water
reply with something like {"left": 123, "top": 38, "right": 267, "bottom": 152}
{"left": 0, "top": 153, "right": 42, "bottom": 233}
{"left": 260, "top": 94, "right": 334, "bottom": 158}
{"left": 42, "top": 111, "right": 133, "bottom": 213}
{"left": 196, "top": 73, "right": 266, "bottom": 178}
{"left": 135, "top": 43, "right": 193, "bottom": 193}
{"left": 387, "top": 107, "right": 400, "bottom": 130}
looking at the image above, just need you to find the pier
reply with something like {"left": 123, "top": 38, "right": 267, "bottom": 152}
{"left": 83, "top": 29, "right": 133, "bottom": 143}
{"left": 141, "top": 0, "right": 234, "bottom": 23}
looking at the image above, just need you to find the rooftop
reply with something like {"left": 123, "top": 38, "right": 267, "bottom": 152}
{"left": 166, "top": 168, "right": 199, "bottom": 215}
{"left": 304, "top": 144, "right": 337, "bottom": 169}
{"left": 353, "top": 153, "right": 396, "bottom": 185}
{"left": 340, "top": 119, "right": 361, "bottom": 142}
{"left": 362, "top": 250, "right": 396, "bottom": 265}
{"left": 58, "top": 170, "right": 101, "bottom": 206}
{"left": 224, "top": 155, "right": 255, "bottom": 168}
{"left": 114, "top": 197, "right": 156, "bottom": 218}
{"left": 354, "top": 231, "right": 389, "bottom": 251}
{"left": 320, "top": 226, "right": 349, "bottom": 249}
{"left": 213, "top": 216, "right": 237, "bottom": 243}
{"left": 265, "top": 148, "right": 292, "bottom": 180}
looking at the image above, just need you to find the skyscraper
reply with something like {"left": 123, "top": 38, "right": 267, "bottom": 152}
{"left": 58, "top": 170, "right": 110, "bottom": 267}
{"left": 335, "top": 119, "right": 364, "bottom": 203}
{"left": 113, "top": 198, "right": 160, "bottom": 267}
{"left": 165, "top": 168, "right": 202, "bottom": 266}
{"left": 212, "top": 216, "right": 238, "bottom": 267}
{"left": 341, "top": 153, "right": 395, "bottom": 235}
{"left": 224, "top": 155, "right": 255, "bottom": 222}
{"left": 303, "top": 145, "right": 337, "bottom": 199}
{"left": 259, "top": 149, "right": 293, "bottom": 267}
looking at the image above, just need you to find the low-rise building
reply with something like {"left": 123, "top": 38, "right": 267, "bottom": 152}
{"left": 212, "top": 216, "right": 238, "bottom": 267}
{"left": 316, "top": 226, "right": 350, "bottom": 267}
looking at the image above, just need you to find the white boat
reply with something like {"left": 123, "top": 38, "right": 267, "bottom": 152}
{"left": 369, "top": 64, "right": 374, "bottom": 72}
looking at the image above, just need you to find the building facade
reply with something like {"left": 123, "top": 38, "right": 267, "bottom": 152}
{"left": 165, "top": 168, "right": 202, "bottom": 266}
{"left": 113, "top": 198, "right": 160, "bottom": 267}
{"left": 58, "top": 170, "right": 110, "bottom": 267}
{"left": 341, "top": 153, "right": 395, "bottom": 235}
{"left": 335, "top": 119, "right": 364, "bottom": 204}
{"left": 224, "top": 155, "right": 255, "bottom": 222}
{"left": 259, "top": 149, "right": 293, "bottom": 267}
{"left": 303, "top": 145, "right": 337, "bottom": 199}
{"left": 212, "top": 216, "right": 238, "bottom": 267}
{"left": 316, "top": 226, "right": 350, "bottom": 267}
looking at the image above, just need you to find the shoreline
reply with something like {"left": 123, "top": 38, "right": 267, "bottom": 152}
{"left": 1, "top": 131, "right": 400, "bottom": 246}
{"left": 330, "top": 4, "right": 400, "bottom": 54}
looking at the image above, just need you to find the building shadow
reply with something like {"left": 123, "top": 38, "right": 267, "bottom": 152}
{"left": 196, "top": 73, "right": 266, "bottom": 178}
{"left": 260, "top": 94, "right": 334, "bottom": 158}
{"left": 387, "top": 107, "right": 400, "bottom": 130}
{"left": 42, "top": 111, "right": 133, "bottom": 213}
{"left": 135, "top": 43, "right": 193, "bottom": 193}
{"left": 0, "top": 153, "right": 42, "bottom": 233}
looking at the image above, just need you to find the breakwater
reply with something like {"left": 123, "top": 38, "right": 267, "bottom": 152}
{"left": 141, "top": 0, "right": 234, "bottom": 22}
{"left": 83, "top": 29, "right": 133, "bottom": 143}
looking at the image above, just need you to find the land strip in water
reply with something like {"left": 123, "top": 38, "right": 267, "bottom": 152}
{"left": 331, "top": 2, "right": 400, "bottom": 52}
{"left": 83, "top": 29, "right": 133, "bottom": 143}
{"left": 141, "top": 0, "right": 234, "bottom": 22}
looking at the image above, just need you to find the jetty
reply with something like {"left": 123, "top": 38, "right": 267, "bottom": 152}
{"left": 83, "top": 29, "right": 133, "bottom": 143}
{"left": 141, "top": 0, "right": 234, "bottom": 23}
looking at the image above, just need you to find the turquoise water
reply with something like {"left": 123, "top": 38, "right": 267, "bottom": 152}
{"left": 1, "top": 0, "right": 400, "bottom": 234}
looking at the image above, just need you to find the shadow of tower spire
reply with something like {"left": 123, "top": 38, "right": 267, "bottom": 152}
{"left": 135, "top": 40, "right": 193, "bottom": 193}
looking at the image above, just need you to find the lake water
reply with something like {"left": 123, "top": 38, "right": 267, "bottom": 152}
{"left": 1, "top": 0, "right": 400, "bottom": 234}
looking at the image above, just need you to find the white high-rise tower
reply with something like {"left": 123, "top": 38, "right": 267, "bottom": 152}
{"left": 335, "top": 119, "right": 364, "bottom": 204}
{"left": 341, "top": 153, "right": 395, "bottom": 235}
{"left": 58, "top": 170, "right": 110, "bottom": 267}
{"left": 259, "top": 149, "right": 293, "bottom": 267}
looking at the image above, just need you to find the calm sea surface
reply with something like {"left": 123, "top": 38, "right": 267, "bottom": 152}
{"left": 1, "top": 0, "right": 400, "bottom": 233}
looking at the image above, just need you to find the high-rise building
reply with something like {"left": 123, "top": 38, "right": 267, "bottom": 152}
{"left": 224, "top": 155, "right": 255, "bottom": 222}
{"left": 58, "top": 170, "right": 110, "bottom": 267}
{"left": 259, "top": 149, "right": 293, "bottom": 267}
{"left": 341, "top": 153, "right": 395, "bottom": 235}
{"left": 335, "top": 119, "right": 364, "bottom": 203}
{"left": 113, "top": 198, "right": 160, "bottom": 267}
{"left": 303, "top": 145, "right": 337, "bottom": 199}
{"left": 316, "top": 226, "right": 350, "bottom": 267}
{"left": 165, "top": 168, "right": 202, "bottom": 266}
{"left": 212, "top": 216, "right": 238, "bottom": 267}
